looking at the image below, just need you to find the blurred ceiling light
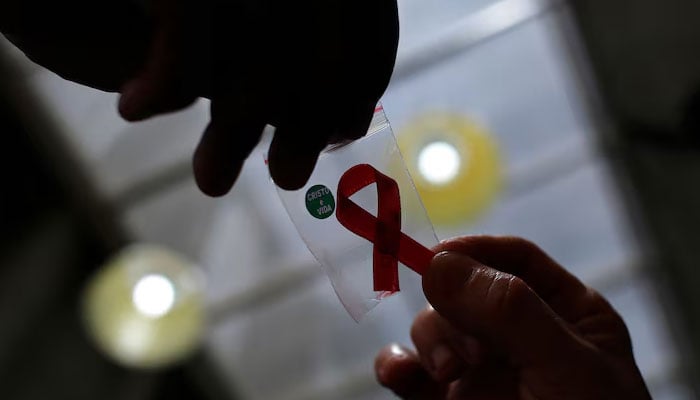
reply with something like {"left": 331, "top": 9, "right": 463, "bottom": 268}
{"left": 418, "top": 141, "right": 462, "bottom": 185}
{"left": 83, "top": 245, "right": 205, "bottom": 369}
{"left": 398, "top": 113, "right": 503, "bottom": 226}
{"left": 132, "top": 274, "right": 176, "bottom": 318}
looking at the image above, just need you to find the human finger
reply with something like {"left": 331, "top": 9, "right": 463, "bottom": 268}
{"left": 267, "top": 122, "right": 329, "bottom": 191}
{"left": 423, "top": 250, "right": 585, "bottom": 369}
{"left": 118, "top": 0, "right": 200, "bottom": 121}
{"left": 193, "top": 95, "right": 266, "bottom": 197}
{"left": 434, "top": 236, "right": 593, "bottom": 324}
{"left": 410, "top": 307, "right": 483, "bottom": 383}
{"left": 375, "top": 344, "right": 447, "bottom": 399}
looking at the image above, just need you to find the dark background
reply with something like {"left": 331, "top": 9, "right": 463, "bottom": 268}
{"left": 1, "top": 0, "right": 700, "bottom": 398}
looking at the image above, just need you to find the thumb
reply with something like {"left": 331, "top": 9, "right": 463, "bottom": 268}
{"left": 423, "top": 251, "right": 583, "bottom": 369}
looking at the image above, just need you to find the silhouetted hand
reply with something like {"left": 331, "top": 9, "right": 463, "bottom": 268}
{"left": 375, "top": 236, "right": 651, "bottom": 399}
{"left": 1, "top": 0, "right": 399, "bottom": 195}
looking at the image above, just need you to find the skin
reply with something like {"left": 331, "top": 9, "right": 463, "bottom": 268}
{"left": 375, "top": 236, "right": 652, "bottom": 399}
{"left": 1, "top": 0, "right": 399, "bottom": 195}
{"left": 3, "top": 5, "right": 652, "bottom": 398}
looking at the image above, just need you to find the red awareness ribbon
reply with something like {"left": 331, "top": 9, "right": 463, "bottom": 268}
{"left": 336, "top": 164, "right": 436, "bottom": 293}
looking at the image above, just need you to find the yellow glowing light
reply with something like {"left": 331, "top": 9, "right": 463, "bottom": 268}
{"left": 82, "top": 245, "right": 205, "bottom": 369}
{"left": 398, "top": 113, "right": 503, "bottom": 226}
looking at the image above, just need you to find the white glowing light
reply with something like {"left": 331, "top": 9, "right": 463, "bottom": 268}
{"left": 132, "top": 274, "right": 176, "bottom": 318}
{"left": 418, "top": 141, "right": 461, "bottom": 184}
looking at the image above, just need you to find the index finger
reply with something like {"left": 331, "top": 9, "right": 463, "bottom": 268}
{"left": 434, "top": 236, "right": 592, "bottom": 324}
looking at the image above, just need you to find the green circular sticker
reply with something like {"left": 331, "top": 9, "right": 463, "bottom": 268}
{"left": 305, "top": 185, "right": 335, "bottom": 220}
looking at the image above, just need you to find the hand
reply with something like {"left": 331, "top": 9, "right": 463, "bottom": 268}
{"left": 2, "top": 0, "right": 399, "bottom": 195}
{"left": 375, "top": 236, "right": 651, "bottom": 399}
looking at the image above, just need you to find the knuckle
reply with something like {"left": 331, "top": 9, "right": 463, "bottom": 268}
{"left": 590, "top": 289, "right": 631, "bottom": 334}
{"left": 505, "top": 236, "right": 545, "bottom": 259}
{"left": 503, "top": 236, "right": 537, "bottom": 250}
{"left": 588, "top": 288, "right": 623, "bottom": 320}
{"left": 577, "top": 288, "right": 635, "bottom": 353}
{"left": 482, "top": 271, "right": 535, "bottom": 325}
{"left": 503, "top": 275, "right": 535, "bottom": 312}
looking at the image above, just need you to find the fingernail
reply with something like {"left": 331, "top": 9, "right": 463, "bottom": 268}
{"left": 430, "top": 344, "right": 459, "bottom": 381}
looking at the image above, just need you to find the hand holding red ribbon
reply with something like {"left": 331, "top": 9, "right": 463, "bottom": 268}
{"left": 336, "top": 164, "right": 436, "bottom": 293}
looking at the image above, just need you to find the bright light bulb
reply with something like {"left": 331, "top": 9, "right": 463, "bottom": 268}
{"left": 132, "top": 274, "right": 176, "bottom": 318}
{"left": 418, "top": 141, "right": 461, "bottom": 185}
